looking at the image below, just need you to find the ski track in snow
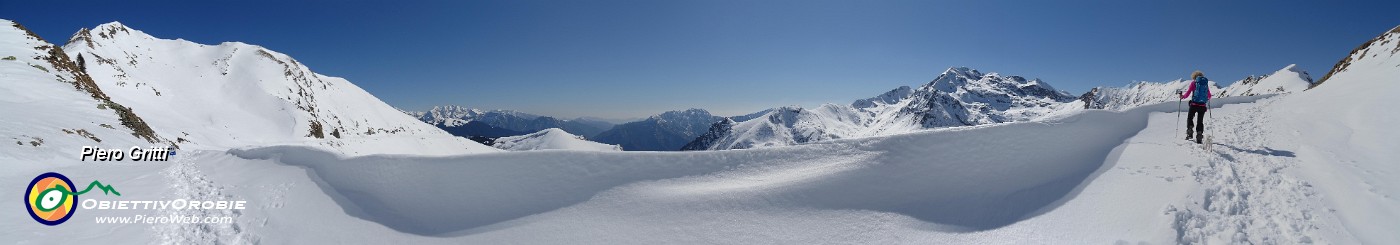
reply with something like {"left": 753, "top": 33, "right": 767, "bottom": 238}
{"left": 156, "top": 153, "right": 256, "bottom": 244}
{"left": 1165, "top": 98, "right": 1332, "bottom": 244}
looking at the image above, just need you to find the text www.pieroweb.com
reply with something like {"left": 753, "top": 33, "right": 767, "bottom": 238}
{"left": 95, "top": 215, "right": 234, "bottom": 224}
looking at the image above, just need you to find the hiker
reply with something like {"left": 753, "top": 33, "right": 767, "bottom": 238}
{"left": 1181, "top": 70, "right": 1211, "bottom": 144}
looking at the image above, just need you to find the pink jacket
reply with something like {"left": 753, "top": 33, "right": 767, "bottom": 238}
{"left": 1180, "top": 82, "right": 1212, "bottom": 106}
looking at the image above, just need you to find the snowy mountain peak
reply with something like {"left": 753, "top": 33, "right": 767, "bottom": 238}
{"left": 922, "top": 66, "right": 1073, "bottom": 103}
{"left": 61, "top": 22, "right": 144, "bottom": 57}
{"left": 84, "top": 21, "right": 141, "bottom": 42}
{"left": 940, "top": 66, "right": 984, "bottom": 79}
{"left": 57, "top": 21, "right": 495, "bottom": 155}
{"left": 926, "top": 67, "right": 984, "bottom": 93}
{"left": 95, "top": 21, "right": 131, "bottom": 30}
{"left": 414, "top": 105, "right": 478, "bottom": 127}
{"left": 1, "top": 19, "right": 167, "bottom": 161}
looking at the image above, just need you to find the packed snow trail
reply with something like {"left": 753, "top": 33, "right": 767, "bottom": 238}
{"left": 1161, "top": 97, "right": 1348, "bottom": 244}
{"left": 155, "top": 152, "right": 254, "bottom": 244}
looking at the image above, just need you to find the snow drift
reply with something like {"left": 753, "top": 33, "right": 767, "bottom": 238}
{"left": 229, "top": 96, "right": 1264, "bottom": 237}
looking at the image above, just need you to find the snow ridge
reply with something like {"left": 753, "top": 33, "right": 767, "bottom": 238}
{"left": 492, "top": 128, "right": 621, "bottom": 151}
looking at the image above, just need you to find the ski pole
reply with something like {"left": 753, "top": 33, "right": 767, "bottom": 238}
{"left": 1176, "top": 89, "right": 1182, "bottom": 139}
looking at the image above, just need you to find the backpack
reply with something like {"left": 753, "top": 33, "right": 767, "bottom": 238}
{"left": 1190, "top": 76, "right": 1210, "bottom": 104}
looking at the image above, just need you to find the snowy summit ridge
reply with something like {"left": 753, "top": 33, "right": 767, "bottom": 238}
{"left": 57, "top": 21, "right": 495, "bottom": 156}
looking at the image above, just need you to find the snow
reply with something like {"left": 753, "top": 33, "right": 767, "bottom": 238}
{"left": 63, "top": 21, "right": 496, "bottom": 156}
{"left": 3, "top": 18, "right": 1398, "bottom": 244}
{"left": 0, "top": 19, "right": 154, "bottom": 165}
{"left": 492, "top": 128, "right": 621, "bottom": 151}
{"left": 689, "top": 67, "right": 1077, "bottom": 150}
{"left": 189, "top": 95, "right": 1277, "bottom": 244}
{"left": 1219, "top": 64, "right": 1315, "bottom": 97}
{"left": 1262, "top": 26, "right": 1400, "bottom": 243}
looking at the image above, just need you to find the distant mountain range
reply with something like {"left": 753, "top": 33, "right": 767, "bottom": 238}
{"left": 683, "top": 67, "right": 1078, "bottom": 151}
{"left": 591, "top": 108, "right": 721, "bottom": 151}
{"left": 404, "top": 105, "right": 613, "bottom": 139}
{"left": 406, "top": 64, "right": 1316, "bottom": 152}
{"left": 403, "top": 63, "right": 1315, "bottom": 152}
{"left": 684, "top": 65, "right": 1315, "bottom": 151}
{"left": 402, "top": 106, "right": 720, "bottom": 151}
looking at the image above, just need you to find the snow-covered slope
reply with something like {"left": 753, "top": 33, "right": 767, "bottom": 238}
{"left": 685, "top": 67, "right": 1076, "bottom": 150}
{"left": 0, "top": 20, "right": 164, "bottom": 163}
{"left": 63, "top": 22, "right": 494, "bottom": 156}
{"left": 1312, "top": 24, "right": 1400, "bottom": 88}
{"left": 1219, "top": 64, "right": 1314, "bottom": 97}
{"left": 492, "top": 128, "right": 622, "bottom": 151}
{"left": 1264, "top": 24, "right": 1400, "bottom": 243}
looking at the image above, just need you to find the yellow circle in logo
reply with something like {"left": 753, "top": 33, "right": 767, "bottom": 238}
{"left": 26, "top": 172, "right": 77, "bottom": 225}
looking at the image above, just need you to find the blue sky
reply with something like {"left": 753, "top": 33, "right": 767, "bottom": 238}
{"left": 4, "top": 0, "right": 1398, "bottom": 119}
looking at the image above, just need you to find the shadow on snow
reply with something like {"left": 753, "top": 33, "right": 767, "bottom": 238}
{"left": 229, "top": 96, "right": 1269, "bottom": 236}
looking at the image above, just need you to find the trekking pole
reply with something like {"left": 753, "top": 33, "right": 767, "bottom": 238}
{"left": 1205, "top": 95, "right": 1215, "bottom": 151}
{"left": 1208, "top": 97, "right": 1213, "bottom": 138}
{"left": 1176, "top": 90, "right": 1182, "bottom": 139}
